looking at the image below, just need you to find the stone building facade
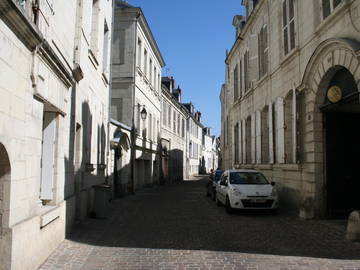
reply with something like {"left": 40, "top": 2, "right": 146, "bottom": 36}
{"left": 0, "top": 0, "right": 112, "bottom": 269}
{"left": 221, "top": 0, "right": 360, "bottom": 218}
{"left": 111, "top": 1, "right": 165, "bottom": 191}
{"left": 183, "top": 103, "right": 203, "bottom": 178}
{"left": 202, "top": 128, "right": 217, "bottom": 174}
{"left": 160, "top": 77, "right": 187, "bottom": 183}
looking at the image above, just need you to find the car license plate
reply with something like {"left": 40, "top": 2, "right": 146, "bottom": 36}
{"left": 250, "top": 199, "right": 266, "bottom": 203}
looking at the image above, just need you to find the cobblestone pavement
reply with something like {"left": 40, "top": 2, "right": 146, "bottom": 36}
{"left": 39, "top": 177, "right": 360, "bottom": 270}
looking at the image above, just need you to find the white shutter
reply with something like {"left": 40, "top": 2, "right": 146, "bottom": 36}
{"left": 239, "top": 121, "right": 242, "bottom": 164}
{"left": 242, "top": 119, "right": 246, "bottom": 163}
{"left": 276, "top": 97, "right": 285, "bottom": 163}
{"left": 269, "top": 103, "right": 274, "bottom": 164}
{"left": 256, "top": 110, "right": 262, "bottom": 164}
{"left": 292, "top": 88, "right": 297, "bottom": 163}
{"left": 251, "top": 113, "right": 256, "bottom": 164}
{"left": 249, "top": 34, "right": 259, "bottom": 86}
{"left": 40, "top": 113, "right": 56, "bottom": 200}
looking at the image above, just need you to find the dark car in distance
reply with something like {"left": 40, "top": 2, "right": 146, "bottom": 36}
{"left": 206, "top": 169, "right": 224, "bottom": 200}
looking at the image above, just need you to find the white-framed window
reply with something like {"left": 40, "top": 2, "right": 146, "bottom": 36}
{"left": 102, "top": 20, "right": 110, "bottom": 74}
{"left": 244, "top": 50, "right": 250, "bottom": 92}
{"left": 322, "top": 0, "right": 341, "bottom": 19}
{"left": 258, "top": 24, "right": 268, "bottom": 78}
{"left": 90, "top": 0, "right": 100, "bottom": 57}
{"left": 233, "top": 64, "right": 239, "bottom": 101}
{"left": 144, "top": 49, "right": 148, "bottom": 77}
{"left": 137, "top": 38, "right": 142, "bottom": 68}
{"left": 282, "top": 0, "right": 296, "bottom": 56}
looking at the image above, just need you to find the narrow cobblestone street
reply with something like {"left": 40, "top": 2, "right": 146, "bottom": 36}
{"left": 39, "top": 177, "right": 360, "bottom": 270}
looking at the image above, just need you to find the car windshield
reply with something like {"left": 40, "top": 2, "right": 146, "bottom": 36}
{"left": 229, "top": 172, "right": 269, "bottom": 185}
{"left": 214, "top": 171, "right": 223, "bottom": 181}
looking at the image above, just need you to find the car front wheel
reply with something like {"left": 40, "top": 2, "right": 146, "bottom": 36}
{"left": 215, "top": 195, "right": 221, "bottom": 206}
{"left": 225, "top": 197, "right": 233, "bottom": 214}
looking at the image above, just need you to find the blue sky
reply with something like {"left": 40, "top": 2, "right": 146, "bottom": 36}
{"left": 127, "top": 0, "right": 245, "bottom": 136}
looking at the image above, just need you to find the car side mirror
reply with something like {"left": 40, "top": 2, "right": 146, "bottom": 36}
{"left": 271, "top": 181, "right": 275, "bottom": 186}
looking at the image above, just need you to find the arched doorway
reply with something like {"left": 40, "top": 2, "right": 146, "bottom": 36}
{"left": 0, "top": 143, "right": 10, "bottom": 233}
{"left": 320, "top": 67, "right": 360, "bottom": 218}
{"left": 0, "top": 143, "right": 11, "bottom": 268}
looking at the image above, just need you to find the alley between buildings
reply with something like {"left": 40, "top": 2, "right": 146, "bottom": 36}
{"left": 39, "top": 177, "right": 360, "bottom": 270}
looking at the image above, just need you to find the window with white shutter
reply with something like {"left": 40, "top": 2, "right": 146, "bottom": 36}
{"left": 269, "top": 104, "right": 274, "bottom": 163}
{"left": 251, "top": 113, "right": 256, "bottom": 164}
{"left": 282, "top": 0, "right": 296, "bottom": 56}
{"left": 275, "top": 97, "right": 285, "bottom": 163}
{"left": 261, "top": 106, "right": 270, "bottom": 163}
{"left": 255, "top": 111, "right": 261, "bottom": 164}
{"left": 284, "top": 91, "right": 295, "bottom": 163}
{"left": 258, "top": 25, "right": 268, "bottom": 79}
{"left": 244, "top": 51, "right": 250, "bottom": 92}
{"left": 249, "top": 35, "right": 259, "bottom": 87}
{"left": 245, "top": 116, "right": 251, "bottom": 164}
{"left": 90, "top": 0, "right": 100, "bottom": 58}
{"left": 40, "top": 112, "right": 57, "bottom": 201}
{"left": 234, "top": 123, "right": 239, "bottom": 164}
{"left": 233, "top": 65, "right": 239, "bottom": 101}
{"left": 242, "top": 119, "right": 246, "bottom": 163}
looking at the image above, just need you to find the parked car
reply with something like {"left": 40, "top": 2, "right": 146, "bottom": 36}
{"left": 215, "top": 169, "right": 278, "bottom": 213}
{"left": 206, "top": 169, "right": 223, "bottom": 200}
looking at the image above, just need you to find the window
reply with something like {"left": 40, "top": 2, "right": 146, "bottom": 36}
{"left": 168, "top": 106, "right": 171, "bottom": 128}
{"left": 149, "top": 113, "right": 152, "bottom": 140}
{"left": 154, "top": 67, "right": 157, "bottom": 88}
{"left": 173, "top": 111, "right": 176, "bottom": 133}
{"left": 40, "top": 112, "right": 57, "bottom": 201}
{"left": 234, "top": 123, "right": 239, "bottom": 164}
{"left": 149, "top": 59, "right": 153, "bottom": 85}
{"left": 177, "top": 114, "right": 180, "bottom": 135}
{"left": 282, "top": 0, "right": 295, "bottom": 56}
{"left": 245, "top": 116, "right": 251, "bottom": 164}
{"left": 258, "top": 25, "right": 268, "bottom": 78}
{"left": 137, "top": 38, "right": 142, "bottom": 68}
{"left": 322, "top": 0, "right": 341, "bottom": 19}
{"left": 162, "top": 101, "right": 167, "bottom": 126}
{"left": 233, "top": 65, "right": 239, "bottom": 101}
{"left": 144, "top": 49, "right": 148, "bottom": 77}
{"left": 182, "top": 118, "right": 185, "bottom": 137}
{"left": 239, "top": 59, "right": 243, "bottom": 96}
{"left": 244, "top": 51, "right": 250, "bottom": 92}
{"left": 102, "top": 20, "right": 110, "bottom": 74}
{"left": 91, "top": 0, "right": 100, "bottom": 56}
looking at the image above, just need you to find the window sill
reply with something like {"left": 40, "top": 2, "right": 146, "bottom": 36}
{"left": 38, "top": 205, "right": 60, "bottom": 229}
{"left": 280, "top": 47, "right": 300, "bottom": 68}
{"left": 88, "top": 49, "right": 99, "bottom": 68}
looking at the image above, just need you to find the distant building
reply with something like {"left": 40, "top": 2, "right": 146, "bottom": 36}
{"left": 221, "top": 0, "right": 360, "bottom": 219}
{"left": 183, "top": 103, "right": 203, "bottom": 178}
{"left": 111, "top": 1, "right": 165, "bottom": 191}
{"left": 201, "top": 128, "right": 217, "bottom": 174}
{"left": 160, "top": 77, "right": 187, "bottom": 183}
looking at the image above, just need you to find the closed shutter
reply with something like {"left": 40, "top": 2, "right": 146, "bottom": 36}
{"left": 251, "top": 113, "right": 256, "bottom": 163}
{"left": 242, "top": 119, "right": 246, "bottom": 163}
{"left": 239, "top": 120, "right": 242, "bottom": 164}
{"left": 268, "top": 103, "right": 274, "bottom": 163}
{"left": 256, "top": 110, "right": 261, "bottom": 164}
{"left": 40, "top": 112, "right": 56, "bottom": 200}
{"left": 276, "top": 97, "right": 285, "bottom": 163}
{"left": 292, "top": 88, "right": 297, "bottom": 163}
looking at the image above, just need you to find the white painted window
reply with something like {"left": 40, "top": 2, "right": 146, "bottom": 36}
{"left": 102, "top": 20, "right": 110, "bottom": 74}
{"left": 282, "top": 0, "right": 296, "bottom": 56}
{"left": 137, "top": 38, "right": 142, "bottom": 68}
{"left": 40, "top": 112, "right": 57, "bottom": 201}
{"left": 258, "top": 25, "right": 268, "bottom": 78}
{"left": 90, "top": 0, "right": 100, "bottom": 57}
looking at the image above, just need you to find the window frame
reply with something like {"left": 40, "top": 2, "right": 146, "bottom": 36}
{"left": 282, "top": 0, "right": 296, "bottom": 56}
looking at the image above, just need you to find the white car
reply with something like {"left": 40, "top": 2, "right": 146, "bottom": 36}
{"left": 215, "top": 169, "right": 278, "bottom": 213}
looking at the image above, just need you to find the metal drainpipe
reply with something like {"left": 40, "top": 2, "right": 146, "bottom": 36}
{"left": 130, "top": 12, "right": 141, "bottom": 194}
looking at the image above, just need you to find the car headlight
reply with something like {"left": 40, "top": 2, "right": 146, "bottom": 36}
{"left": 231, "top": 189, "right": 242, "bottom": 197}
{"left": 271, "top": 187, "right": 278, "bottom": 196}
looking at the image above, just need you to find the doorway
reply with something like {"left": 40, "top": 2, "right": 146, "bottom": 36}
{"left": 321, "top": 68, "right": 360, "bottom": 218}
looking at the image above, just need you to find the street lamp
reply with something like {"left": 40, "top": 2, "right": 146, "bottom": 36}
{"left": 130, "top": 104, "right": 147, "bottom": 194}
